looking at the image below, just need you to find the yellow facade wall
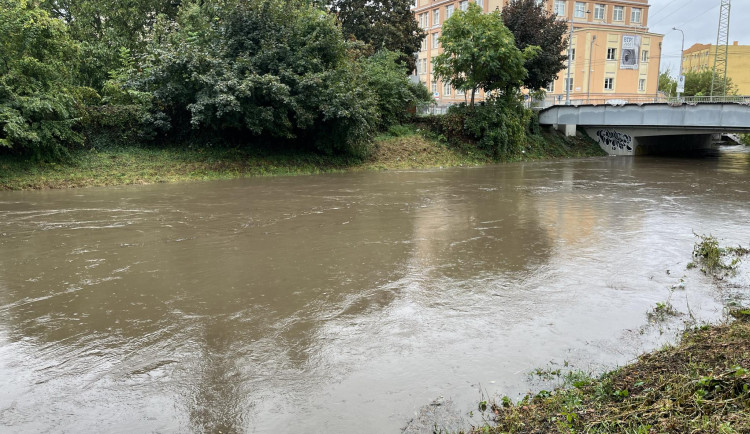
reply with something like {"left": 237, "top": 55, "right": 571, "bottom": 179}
{"left": 413, "top": 0, "right": 663, "bottom": 106}
{"left": 681, "top": 43, "right": 750, "bottom": 95}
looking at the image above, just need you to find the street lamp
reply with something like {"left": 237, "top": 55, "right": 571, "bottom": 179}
{"left": 673, "top": 27, "right": 685, "bottom": 99}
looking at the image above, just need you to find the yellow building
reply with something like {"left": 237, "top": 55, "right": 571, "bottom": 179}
{"left": 412, "top": 0, "right": 664, "bottom": 107}
{"left": 681, "top": 42, "right": 750, "bottom": 95}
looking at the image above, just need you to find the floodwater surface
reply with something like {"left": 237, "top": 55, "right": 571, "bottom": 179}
{"left": 1, "top": 147, "right": 749, "bottom": 432}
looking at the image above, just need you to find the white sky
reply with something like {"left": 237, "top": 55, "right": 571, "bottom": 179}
{"left": 647, "top": 0, "right": 750, "bottom": 76}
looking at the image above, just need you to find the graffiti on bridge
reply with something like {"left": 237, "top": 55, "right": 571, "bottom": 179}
{"left": 597, "top": 130, "right": 633, "bottom": 152}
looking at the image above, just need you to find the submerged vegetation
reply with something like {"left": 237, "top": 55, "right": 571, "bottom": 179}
{"left": 689, "top": 233, "right": 750, "bottom": 277}
{"left": 476, "top": 317, "right": 750, "bottom": 433}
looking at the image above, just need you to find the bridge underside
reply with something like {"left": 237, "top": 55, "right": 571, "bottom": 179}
{"left": 580, "top": 127, "right": 718, "bottom": 156}
{"left": 539, "top": 103, "right": 750, "bottom": 156}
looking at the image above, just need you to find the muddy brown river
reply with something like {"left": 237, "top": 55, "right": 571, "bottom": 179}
{"left": 1, "top": 147, "right": 749, "bottom": 432}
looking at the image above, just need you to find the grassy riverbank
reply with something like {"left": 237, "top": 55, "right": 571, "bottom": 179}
{"left": 474, "top": 237, "right": 750, "bottom": 434}
{"left": 0, "top": 125, "right": 604, "bottom": 191}
{"left": 477, "top": 313, "right": 750, "bottom": 433}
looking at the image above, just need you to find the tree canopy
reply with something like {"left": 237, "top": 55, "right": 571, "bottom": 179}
{"left": 0, "top": 0, "right": 82, "bottom": 157}
{"left": 1, "top": 0, "right": 431, "bottom": 160}
{"left": 327, "top": 0, "right": 425, "bottom": 72}
{"left": 39, "top": 0, "right": 182, "bottom": 90}
{"left": 501, "top": 0, "right": 568, "bottom": 91}
{"left": 659, "top": 69, "right": 677, "bottom": 97}
{"left": 683, "top": 70, "right": 736, "bottom": 97}
{"left": 432, "top": 3, "right": 535, "bottom": 107}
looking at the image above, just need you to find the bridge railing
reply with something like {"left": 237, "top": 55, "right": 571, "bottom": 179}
{"left": 528, "top": 94, "right": 750, "bottom": 109}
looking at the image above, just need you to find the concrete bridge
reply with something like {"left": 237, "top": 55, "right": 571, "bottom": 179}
{"left": 538, "top": 102, "right": 750, "bottom": 155}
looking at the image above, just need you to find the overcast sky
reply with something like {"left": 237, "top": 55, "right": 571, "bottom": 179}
{"left": 647, "top": 0, "right": 750, "bottom": 76}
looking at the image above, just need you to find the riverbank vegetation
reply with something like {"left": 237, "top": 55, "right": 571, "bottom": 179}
{"left": 1, "top": 0, "right": 593, "bottom": 190}
{"left": 0, "top": 124, "right": 602, "bottom": 190}
{"left": 472, "top": 237, "right": 750, "bottom": 433}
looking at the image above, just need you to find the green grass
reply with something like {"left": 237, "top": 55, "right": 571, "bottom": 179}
{"left": 0, "top": 125, "right": 605, "bottom": 191}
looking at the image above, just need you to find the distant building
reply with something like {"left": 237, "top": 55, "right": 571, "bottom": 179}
{"left": 681, "top": 42, "right": 750, "bottom": 95}
{"left": 412, "top": 0, "right": 664, "bottom": 107}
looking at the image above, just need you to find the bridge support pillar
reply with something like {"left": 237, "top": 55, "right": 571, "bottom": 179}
{"left": 555, "top": 124, "right": 577, "bottom": 137}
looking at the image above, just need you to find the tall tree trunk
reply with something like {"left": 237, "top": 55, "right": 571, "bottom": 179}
{"left": 470, "top": 88, "right": 476, "bottom": 108}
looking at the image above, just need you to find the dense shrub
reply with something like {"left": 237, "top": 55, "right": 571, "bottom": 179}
{"left": 361, "top": 50, "right": 431, "bottom": 129}
{"left": 422, "top": 96, "right": 532, "bottom": 158}
{"left": 128, "top": 0, "right": 382, "bottom": 156}
{"left": 0, "top": 1, "right": 82, "bottom": 159}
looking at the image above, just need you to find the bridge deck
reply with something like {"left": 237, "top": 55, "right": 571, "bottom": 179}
{"left": 538, "top": 103, "right": 750, "bottom": 132}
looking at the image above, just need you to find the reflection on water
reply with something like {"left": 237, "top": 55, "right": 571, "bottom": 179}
{"left": 1, "top": 147, "right": 749, "bottom": 432}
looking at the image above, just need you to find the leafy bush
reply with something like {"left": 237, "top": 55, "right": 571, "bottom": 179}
{"left": 0, "top": 1, "right": 82, "bottom": 159}
{"left": 421, "top": 96, "right": 532, "bottom": 158}
{"left": 129, "top": 0, "right": 380, "bottom": 156}
{"left": 361, "top": 50, "right": 431, "bottom": 129}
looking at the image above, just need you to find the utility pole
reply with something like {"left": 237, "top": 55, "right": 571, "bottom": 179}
{"left": 710, "top": 0, "right": 731, "bottom": 98}
{"left": 586, "top": 35, "right": 596, "bottom": 104}
{"left": 565, "top": 22, "right": 574, "bottom": 105}
{"left": 673, "top": 27, "right": 685, "bottom": 100}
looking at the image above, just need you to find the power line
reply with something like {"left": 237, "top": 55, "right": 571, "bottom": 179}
{"left": 649, "top": 0, "right": 704, "bottom": 28}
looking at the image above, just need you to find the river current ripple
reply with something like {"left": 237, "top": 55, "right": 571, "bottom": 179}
{"left": 1, "top": 147, "right": 749, "bottom": 432}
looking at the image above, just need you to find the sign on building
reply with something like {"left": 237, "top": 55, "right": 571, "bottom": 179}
{"left": 620, "top": 35, "right": 641, "bottom": 70}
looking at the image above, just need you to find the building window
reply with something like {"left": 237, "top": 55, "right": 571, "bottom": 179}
{"left": 446, "top": 4, "right": 454, "bottom": 19}
{"left": 594, "top": 3, "right": 605, "bottom": 20}
{"left": 433, "top": 9, "right": 440, "bottom": 26}
{"left": 475, "top": 0, "right": 483, "bottom": 8}
{"left": 638, "top": 78, "right": 646, "bottom": 91}
{"left": 431, "top": 81, "right": 438, "bottom": 94}
{"left": 421, "top": 37, "right": 427, "bottom": 52}
{"left": 432, "top": 33, "right": 439, "bottom": 49}
{"left": 456, "top": 88, "right": 465, "bottom": 96}
{"left": 574, "top": 2, "right": 586, "bottom": 18}
{"left": 613, "top": 6, "right": 623, "bottom": 21}
{"left": 641, "top": 50, "right": 649, "bottom": 62}
{"left": 607, "top": 47, "right": 617, "bottom": 60}
{"left": 631, "top": 8, "right": 642, "bottom": 23}
{"left": 459, "top": 0, "right": 468, "bottom": 11}
{"left": 565, "top": 77, "right": 574, "bottom": 91}
{"left": 604, "top": 77, "right": 614, "bottom": 90}
{"left": 419, "top": 13, "right": 428, "bottom": 29}
{"left": 546, "top": 81, "right": 555, "bottom": 93}
{"left": 443, "top": 82, "right": 451, "bottom": 96}
{"left": 554, "top": 0, "right": 565, "bottom": 16}
{"left": 570, "top": 48, "right": 576, "bottom": 61}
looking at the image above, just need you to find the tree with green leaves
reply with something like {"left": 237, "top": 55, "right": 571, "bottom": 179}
{"left": 683, "top": 70, "right": 736, "bottom": 97}
{"left": 361, "top": 50, "right": 431, "bottom": 128}
{"left": 327, "top": 0, "right": 425, "bottom": 72}
{"left": 39, "top": 0, "right": 182, "bottom": 90}
{"left": 0, "top": 0, "right": 82, "bottom": 158}
{"left": 501, "top": 0, "right": 568, "bottom": 91}
{"left": 432, "top": 3, "right": 535, "bottom": 107}
{"left": 658, "top": 69, "right": 677, "bottom": 97}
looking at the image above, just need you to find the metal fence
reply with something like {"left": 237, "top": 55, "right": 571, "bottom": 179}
{"left": 526, "top": 94, "right": 750, "bottom": 109}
